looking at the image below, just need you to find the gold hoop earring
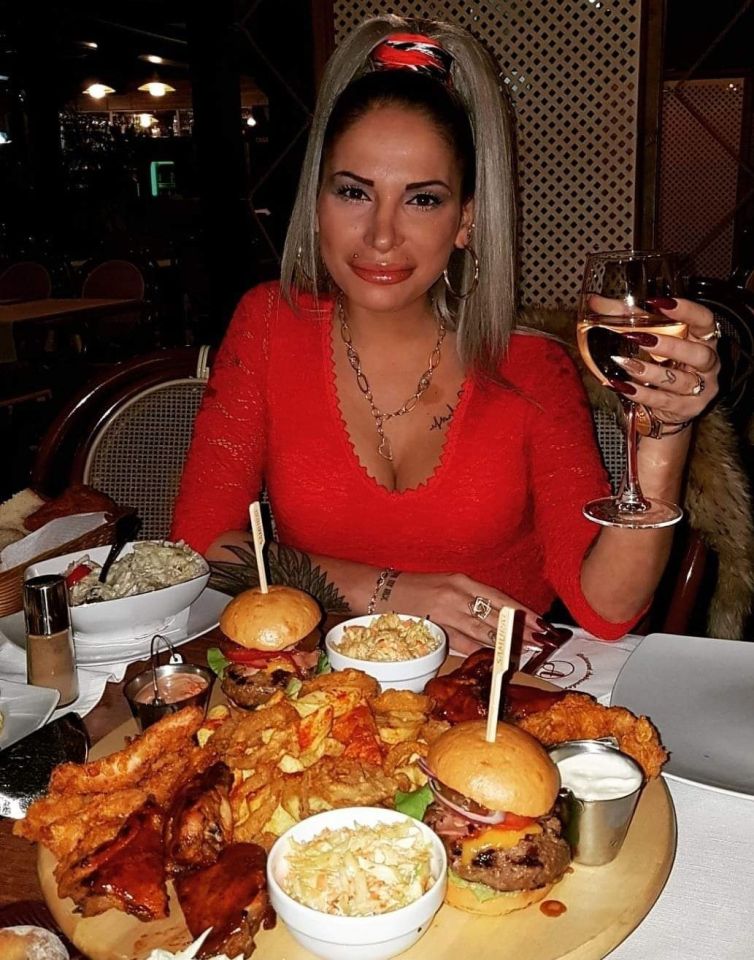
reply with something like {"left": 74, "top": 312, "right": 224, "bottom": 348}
{"left": 443, "top": 245, "right": 480, "bottom": 300}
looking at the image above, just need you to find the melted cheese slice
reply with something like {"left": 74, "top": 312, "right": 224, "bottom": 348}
{"left": 460, "top": 823, "right": 543, "bottom": 866}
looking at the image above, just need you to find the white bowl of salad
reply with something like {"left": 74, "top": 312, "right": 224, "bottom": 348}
{"left": 267, "top": 806, "right": 447, "bottom": 960}
{"left": 26, "top": 540, "right": 208, "bottom": 641}
{"left": 325, "top": 613, "right": 447, "bottom": 692}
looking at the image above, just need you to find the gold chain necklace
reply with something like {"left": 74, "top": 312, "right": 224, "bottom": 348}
{"left": 338, "top": 298, "right": 447, "bottom": 462}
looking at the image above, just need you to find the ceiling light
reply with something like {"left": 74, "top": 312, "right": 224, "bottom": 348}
{"left": 82, "top": 41, "right": 98, "bottom": 49}
{"left": 138, "top": 81, "right": 176, "bottom": 97}
{"left": 145, "top": 55, "right": 163, "bottom": 65}
{"left": 246, "top": 115, "right": 257, "bottom": 127}
{"left": 84, "top": 82, "right": 115, "bottom": 99}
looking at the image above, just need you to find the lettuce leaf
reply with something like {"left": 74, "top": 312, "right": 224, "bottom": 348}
{"left": 206, "top": 646, "right": 230, "bottom": 679}
{"left": 316, "top": 651, "right": 332, "bottom": 675}
{"left": 394, "top": 784, "right": 433, "bottom": 821}
{"left": 447, "top": 868, "right": 503, "bottom": 902}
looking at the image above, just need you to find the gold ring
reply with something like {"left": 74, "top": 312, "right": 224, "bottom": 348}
{"left": 469, "top": 596, "right": 493, "bottom": 620}
{"left": 698, "top": 320, "right": 722, "bottom": 342}
{"left": 688, "top": 372, "right": 705, "bottom": 396}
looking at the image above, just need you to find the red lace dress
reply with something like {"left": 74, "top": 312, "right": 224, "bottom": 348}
{"left": 172, "top": 282, "right": 637, "bottom": 640}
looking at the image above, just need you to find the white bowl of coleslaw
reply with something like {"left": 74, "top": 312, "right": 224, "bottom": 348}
{"left": 26, "top": 541, "right": 209, "bottom": 641}
{"left": 267, "top": 806, "right": 447, "bottom": 960}
{"left": 325, "top": 614, "right": 447, "bottom": 692}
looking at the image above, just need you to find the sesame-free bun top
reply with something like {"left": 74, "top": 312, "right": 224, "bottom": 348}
{"left": 219, "top": 585, "right": 321, "bottom": 652}
{"left": 427, "top": 720, "right": 560, "bottom": 817}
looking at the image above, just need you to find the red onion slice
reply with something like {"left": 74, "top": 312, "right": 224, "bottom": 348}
{"left": 419, "top": 759, "right": 507, "bottom": 825}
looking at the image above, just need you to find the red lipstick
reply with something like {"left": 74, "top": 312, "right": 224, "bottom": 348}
{"left": 350, "top": 263, "right": 413, "bottom": 285}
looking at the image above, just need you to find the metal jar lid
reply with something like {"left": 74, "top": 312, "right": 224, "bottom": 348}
{"left": 23, "top": 575, "right": 71, "bottom": 636}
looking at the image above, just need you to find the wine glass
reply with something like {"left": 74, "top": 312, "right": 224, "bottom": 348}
{"left": 577, "top": 250, "right": 687, "bottom": 528}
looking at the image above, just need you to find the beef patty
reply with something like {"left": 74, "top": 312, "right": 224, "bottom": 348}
{"left": 426, "top": 804, "right": 570, "bottom": 892}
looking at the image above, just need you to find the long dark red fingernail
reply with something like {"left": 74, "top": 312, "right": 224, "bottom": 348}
{"left": 609, "top": 378, "right": 637, "bottom": 395}
{"left": 622, "top": 332, "right": 659, "bottom": 347}
{"left": 531, "top": 632, "right": 551, "bottom": 644}
{"left": 646, "top": 297, "right": 678, "bottom": 311}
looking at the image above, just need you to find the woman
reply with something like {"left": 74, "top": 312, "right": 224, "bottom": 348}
{"left": 172, "top": 17, "right": 720, "bottom": 654}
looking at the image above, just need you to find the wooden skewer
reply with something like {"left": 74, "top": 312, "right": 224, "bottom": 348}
{"left": 486, "top": 605, "right": 515, "bottom": 743}
{"left": 248, "top": 501, "right": 268, "bottom": 594}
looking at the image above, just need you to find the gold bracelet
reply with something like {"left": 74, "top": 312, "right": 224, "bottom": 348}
{"left": 367, "top": 567, "right": 397, "bottom": 615}
{"left": 634, "top": 404, "right": 693, "bottom": 440}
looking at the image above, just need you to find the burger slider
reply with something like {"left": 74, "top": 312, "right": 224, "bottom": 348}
{"left": 209, "top": 586, "right": 323, "bottom": 709}
{"left": 423, "top": 720, "right": 570, "bottom": 916}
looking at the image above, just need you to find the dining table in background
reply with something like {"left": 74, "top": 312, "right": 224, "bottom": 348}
{"left": 0, "top": 627, "right": 752, "bottom": 960}
{"left": 0, "top": 297, "right": 140, "bottom": 363}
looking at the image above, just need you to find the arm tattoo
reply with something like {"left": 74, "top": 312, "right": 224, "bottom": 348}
{"left": 209, "top": 541, "right": 351, "bottom": 614}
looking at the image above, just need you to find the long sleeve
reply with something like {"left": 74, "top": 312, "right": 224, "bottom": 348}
{"left": 524, "top": 338, "right": 641, "bottom": 640}
{"left": 171, "top": 284, "right": 272, "bottom": 553}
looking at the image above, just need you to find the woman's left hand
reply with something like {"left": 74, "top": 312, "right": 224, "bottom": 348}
{"left": 611, "top": 298, "right": 720, "bottom": 427}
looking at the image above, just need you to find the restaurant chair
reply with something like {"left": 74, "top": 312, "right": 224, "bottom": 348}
{"left": 78, "top": 258, "right": 151, "bottom": 360}
{"left": 686, "top": 276, "right": 754, "bottom": 429}
{"left": 0, "top": 261, "right": 52, "bottom": 302}
{"left": 32, "top": 347, "right": 212, "bottom": 540}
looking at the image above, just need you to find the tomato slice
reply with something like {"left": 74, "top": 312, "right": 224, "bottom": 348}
{"left": 221, "top": 643, "right": 297, "bottom": 671}
{"left": 65, "top": 563, "right": 92, "bottom": 587}
{"left": 500, "top": 812, "right": 538, "bottom": 830}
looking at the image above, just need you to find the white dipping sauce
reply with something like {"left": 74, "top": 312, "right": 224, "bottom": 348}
{"left": 556, "top": 751, "right": 642, "bottom": 801}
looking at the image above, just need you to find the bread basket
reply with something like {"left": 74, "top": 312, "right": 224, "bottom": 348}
{"left": 0, "top": 508, "right": 133, "bottom": 618}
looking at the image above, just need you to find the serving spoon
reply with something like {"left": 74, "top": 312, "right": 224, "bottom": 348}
{"left": 98, "top": 513, "right": 141, "bottom": 584}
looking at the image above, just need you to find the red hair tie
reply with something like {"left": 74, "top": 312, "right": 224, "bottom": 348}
{"left": 370, "top": 33, "right": 453, "bottom": 84}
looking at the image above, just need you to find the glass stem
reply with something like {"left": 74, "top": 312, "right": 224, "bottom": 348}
{"left": 617, "top": 400, "right": 649, "bottom": 512}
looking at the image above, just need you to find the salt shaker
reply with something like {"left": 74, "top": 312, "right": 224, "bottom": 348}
{"left": 23, "top": 575, "right": 79, "bottom": 707}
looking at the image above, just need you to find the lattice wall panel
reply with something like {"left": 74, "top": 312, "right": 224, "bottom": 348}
{"left": 334, "top": 1, "right": 642, "bottom": 307}
{"left": 660, "top": 78, "right": 745, "bottom": 279}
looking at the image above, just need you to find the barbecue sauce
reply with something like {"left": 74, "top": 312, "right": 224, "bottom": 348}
{"left": 175, "top": 843, "right": 275, "bottom": 957}
{"left": 540, "top": 899, "right": 568, "bottom": 917}
{"left": 81, "top": 802, "right": 168, "bottom": 921}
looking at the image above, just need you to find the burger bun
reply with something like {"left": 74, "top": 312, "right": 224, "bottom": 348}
{"left": 427, "top": 720, "right": 559, "bottom": 817}
{"left": 446, "top": 875, "right": 553, "bottom": 916}
{"left": 220, "top": 585, "right": 321, "bottom": 652}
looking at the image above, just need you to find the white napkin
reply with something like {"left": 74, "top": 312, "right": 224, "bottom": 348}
{"left": 0, "top": 511, "right": 109, "bottom": 571}
{"left": 0, "top": 638, "right": 127, "bottom": 719}
{"left": 529, "top": 627, "right": 641, "bottom": 703}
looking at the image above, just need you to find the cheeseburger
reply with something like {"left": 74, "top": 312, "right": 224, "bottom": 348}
{"left": 212, "top": 585, "right": 322, "bottom": 708}
{"left": 423, "top": 720, "right": 570, "bottom": 916}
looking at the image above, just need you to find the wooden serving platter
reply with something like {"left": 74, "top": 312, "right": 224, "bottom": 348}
{"left": 38, "top": 677, "right": 677, "bottom": 960}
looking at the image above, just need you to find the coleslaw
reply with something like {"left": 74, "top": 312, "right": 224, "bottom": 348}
{"left": 334, "top": 613, "right": 441, "bottom": 662}
{"left": 281, "top": 821, "right": 434, "bottom": 916}
{"left": 66, "top": 540, "right": 207, "bottom": 605}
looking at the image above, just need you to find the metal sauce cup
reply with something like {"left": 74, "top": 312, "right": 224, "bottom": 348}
{"left": 548, "top": 739, "right": 644, "bottom": 866}
{"left": 124, "top": 663, "right": 214, "bottom": 731}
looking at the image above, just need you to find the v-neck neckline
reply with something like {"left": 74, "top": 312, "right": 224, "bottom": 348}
{"left": 321, "top": 301, "right": 474, "bottom": 498}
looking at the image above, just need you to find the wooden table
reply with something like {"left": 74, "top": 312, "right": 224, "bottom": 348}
{"left": 0, "top": 299, "right": 140, "bottom": 327}
{"left": 0, "top": 298, "right": 140, "bottom": 362}
{"left": 0, "top": 631, "right": 218, "bottom": 906}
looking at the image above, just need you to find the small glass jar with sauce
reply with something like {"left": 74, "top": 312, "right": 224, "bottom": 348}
{"left": 23, "top": 575, "right": 79, "bottom": 707}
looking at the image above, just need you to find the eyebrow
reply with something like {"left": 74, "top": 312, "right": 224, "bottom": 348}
{"left": 332, "top": 170, "right": 452, "bottom": 191}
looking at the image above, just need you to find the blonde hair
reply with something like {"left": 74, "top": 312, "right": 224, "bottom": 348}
{"left": 281, "top": 15, "right": 517, "bottom": 376}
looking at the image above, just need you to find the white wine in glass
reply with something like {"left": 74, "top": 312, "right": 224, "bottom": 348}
{"left": 578, "top": 251, "right": 687, "bottom": 528}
